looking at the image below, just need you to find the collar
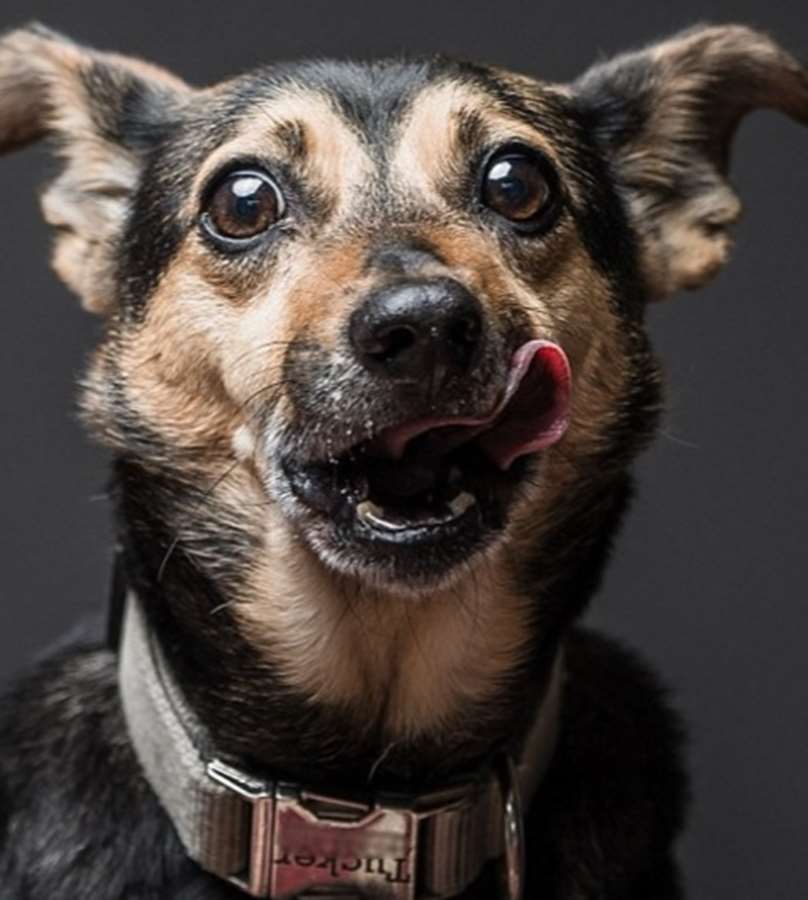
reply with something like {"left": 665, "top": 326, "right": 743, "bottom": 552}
{"left": 118, "top": 592, "right": 564, "bottom": 900}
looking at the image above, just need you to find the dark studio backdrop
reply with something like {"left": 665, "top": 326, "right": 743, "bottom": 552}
{"left": 0, "top": 1, "right": 805, "bottom": 896}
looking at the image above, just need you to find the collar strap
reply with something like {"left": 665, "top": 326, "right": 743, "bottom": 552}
{"left": 119, "top": 594, "right": 563, "bottom": 899}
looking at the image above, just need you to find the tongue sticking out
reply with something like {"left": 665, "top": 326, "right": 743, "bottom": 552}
{"left": 373, "top": 340, "right": 571, "bottom": 471}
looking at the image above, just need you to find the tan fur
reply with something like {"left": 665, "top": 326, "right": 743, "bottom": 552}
{"left": 636, "top": 190, "right": 741, "bottom": 296}
{"left": 121, "top": 268, "right": 246, "bottom": 458}
{"left": 238, "top": 522, "right": 533, "bottom": 736}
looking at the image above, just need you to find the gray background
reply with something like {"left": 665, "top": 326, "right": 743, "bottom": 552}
{"left": 0, "top": 1, "right": 805, "bottom": 897}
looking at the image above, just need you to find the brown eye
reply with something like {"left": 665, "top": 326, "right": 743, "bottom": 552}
{"left": 203, "top": 170, "right": 284, "bottom": 242}
{"left": 481, "top": 151, "right": 556, "bottom": 227}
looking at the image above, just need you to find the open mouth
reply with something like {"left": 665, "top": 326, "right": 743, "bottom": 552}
{"left": 282, "top": 340, "right": 571, "bottom": 553}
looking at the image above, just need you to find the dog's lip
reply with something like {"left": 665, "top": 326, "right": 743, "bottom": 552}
{"left": 370, "top": 340, "right": 571, "bottom": 470}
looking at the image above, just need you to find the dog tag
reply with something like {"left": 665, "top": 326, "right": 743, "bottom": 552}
{"left": 269, "top": 785, "right": 418, "bottom": 900}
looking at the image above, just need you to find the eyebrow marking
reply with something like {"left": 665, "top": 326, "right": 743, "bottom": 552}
{"left": 187, "top": 89, "right": 375, "bottom": 229}
{"left": 455, "top": 107, "right": 487, "bottom": 156}
{"left": 388, "top": 80, "right": 575, "bottom": 218}
{"left": 274, "top": 119, "right": 307, "bottom": 161}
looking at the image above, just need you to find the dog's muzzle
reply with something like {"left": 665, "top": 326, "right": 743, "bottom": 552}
{"left": 280, "top": 334, "right": 572, "bottom": 584}
{"left": 118, "top": 594, "right": 564, "bottom": 899}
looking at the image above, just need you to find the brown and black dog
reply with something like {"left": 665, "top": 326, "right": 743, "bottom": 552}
{"left": 0, "top": 21, "right": 806, "bottom": 900}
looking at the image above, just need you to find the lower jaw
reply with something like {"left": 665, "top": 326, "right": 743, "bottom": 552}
{"left": 277, "top": 448, "right": 532, "bottom": 586}
{"left": 290, "top": 494, "right": 507, "bottom": 588}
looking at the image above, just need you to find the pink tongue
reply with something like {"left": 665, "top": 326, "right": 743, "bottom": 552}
{"left": 374, "top": 340, "right": 571, "bottom": 470}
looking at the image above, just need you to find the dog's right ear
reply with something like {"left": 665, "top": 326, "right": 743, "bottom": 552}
{"left": 0, "top": 24, "right": 190, "bottom": 313}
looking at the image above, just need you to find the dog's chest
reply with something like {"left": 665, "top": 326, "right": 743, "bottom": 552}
{"left": 238, "top": 541, "right": 534, "bottom": 737}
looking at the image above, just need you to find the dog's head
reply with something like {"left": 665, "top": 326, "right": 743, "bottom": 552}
{"left": 2, "top": 24, "right": 806, "bottom": 743}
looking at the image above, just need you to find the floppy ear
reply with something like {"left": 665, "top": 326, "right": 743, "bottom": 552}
{"left": 0, "top": 24, "right": 189, "bottom": 313}
{"left": 572, "top": 25, "right": 808, "bottom": 300}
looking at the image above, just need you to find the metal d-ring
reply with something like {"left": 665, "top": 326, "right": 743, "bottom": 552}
{"left": 499, "top": 757, "right": 526, "bottom": 900}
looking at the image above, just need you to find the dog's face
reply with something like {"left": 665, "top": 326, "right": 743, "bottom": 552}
{"left": 146, "top": 68, "right": 608, "bottom": 590}
{"left": 148, "top": 68, "right": 586, "bottom": 586}
{"left": 2, "top": 24, "right": 806, "bottom": 740}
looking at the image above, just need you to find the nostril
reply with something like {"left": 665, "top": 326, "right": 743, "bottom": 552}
{"left": 445, "top": 313, "right": 483, "bottom": 368}
{"left": 448, "top": 314, "right": 481, "bottom": 349}
{"left": 367, "top": 324, "right": 418, "bottom": 364}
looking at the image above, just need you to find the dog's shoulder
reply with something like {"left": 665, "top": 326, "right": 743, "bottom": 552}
{"left": 0, "top": 639, "right": 239, "bottom": 899}
{"left": 523, "top": 626, "right": 688, "bottom": 899}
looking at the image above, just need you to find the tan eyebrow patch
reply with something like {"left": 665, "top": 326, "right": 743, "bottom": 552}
{"left": 189, "top": 88, "right": 373, "bottom": 220}
{"left": 389, "top": 80, "right": 562, "bottom": 207}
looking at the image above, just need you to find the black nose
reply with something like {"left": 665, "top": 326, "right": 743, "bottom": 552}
{"left": 349, "top": 279, "right": 484, "bottom": 387}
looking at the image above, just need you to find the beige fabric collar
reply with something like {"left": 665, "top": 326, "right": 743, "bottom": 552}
{"left": 118, "top": 592, "right": 564, "bottom": 899}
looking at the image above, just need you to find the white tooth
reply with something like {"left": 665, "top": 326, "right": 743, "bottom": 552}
{"left": 449, "top": 491, "right": 477, "bottom": 518}
{"left": 356, "top": 500, "right": 408, "bottom": 531}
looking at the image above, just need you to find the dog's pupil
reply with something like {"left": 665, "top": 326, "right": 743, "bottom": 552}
{"left": 483, "top": 155, "right": 549, "bottom": 222}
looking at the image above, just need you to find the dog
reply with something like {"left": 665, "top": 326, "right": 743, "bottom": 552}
{"left": 0, "top": 20, "right": 806, "bottom": 899}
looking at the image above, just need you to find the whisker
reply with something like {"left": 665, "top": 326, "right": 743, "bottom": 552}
{"left": 367, "top": 740, "right": 401, "bottom": 784}
{"left": 659, "top": 428, "right": 700, "bottom": 450}
{"left": 210, "top": 600, "right": 236, "bottom": 616}
{"left": 157, "top": 458, "right": 242, "bottom": 582}
{"left": 224, "top": 339, "right": 318, "bottom": 379}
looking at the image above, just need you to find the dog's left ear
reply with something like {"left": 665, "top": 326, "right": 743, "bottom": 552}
{"left": 0, "top": 24, "right": 190, "bottom": 313}
{"left": 572, "top": 25, "right": 808, "bottom": 300}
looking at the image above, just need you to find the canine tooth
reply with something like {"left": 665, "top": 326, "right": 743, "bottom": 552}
{"left": 356, "top": 500, "right": 408, "bottom": 531}
{"left": 449, "top": 491, "right": 476, "bottom": 518}
{"left": 356, "top": 499, "right": 382, "bottom": 518}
